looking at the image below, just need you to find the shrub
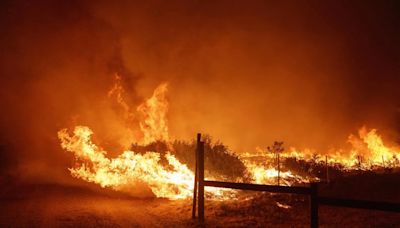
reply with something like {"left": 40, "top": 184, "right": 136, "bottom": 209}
{"left": 130, "top": 135, "right": 251, "bottom": 182}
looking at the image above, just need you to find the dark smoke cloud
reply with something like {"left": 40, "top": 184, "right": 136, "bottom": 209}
{"left": 0, "top": 0, "right": 399, "bottom": 183}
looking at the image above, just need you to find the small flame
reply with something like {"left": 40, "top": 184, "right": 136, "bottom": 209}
{"left": 243, "top": 160, "right": 312, "bottom": 185}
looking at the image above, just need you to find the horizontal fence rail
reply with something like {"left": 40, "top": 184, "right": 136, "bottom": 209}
{"left": 318, "top": 197, "right": 400, "bottom": 212}
{"left": 204, "top": 180, "right": 311, "bottom": 195}
{"left": 191, "top": 133, "right": 400, "bottom": 228}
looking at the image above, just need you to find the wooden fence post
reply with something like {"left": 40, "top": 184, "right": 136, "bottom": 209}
{"left": 277, "top": 153, "right": 280, "bottom": 186}
{"left": 198, "top": 139, "right": 205, "bottom": 224}
{"left": 192, "top": 133, "right": 201, "bottom": 219}
{"left": 325, "top": 156, "right": 329, "bottom": 184}
{"left": 310, "top": 182, "right": 318, "bottom": 228}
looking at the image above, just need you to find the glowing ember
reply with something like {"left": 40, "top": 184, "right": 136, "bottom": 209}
{"left": 276, "top": 202, "right": 291, "bottom": 209}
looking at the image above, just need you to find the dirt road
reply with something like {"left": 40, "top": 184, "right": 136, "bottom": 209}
{"left": 0, "top": 184, "right": 194, "bottom": 227}
{"left": 1, "top": 183, "right": 399, "bottom": 227}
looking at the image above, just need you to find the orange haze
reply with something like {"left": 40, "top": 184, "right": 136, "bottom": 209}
{"left": 0, "top": 0, "right": 399, "bottom": 186}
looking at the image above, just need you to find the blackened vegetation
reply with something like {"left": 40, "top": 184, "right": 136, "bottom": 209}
{"left": 131, "top": 135, "right": 251, "bottom": 182}
{"left": 284, "top": 157, "right": 344, "bottom": 180}
{"left": 285, "top": 156, "right": 400, "bottom": 183}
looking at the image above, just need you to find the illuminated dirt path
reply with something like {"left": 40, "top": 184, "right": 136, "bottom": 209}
{"left": 0, "top": 184, "right": 195, "bottom": 227}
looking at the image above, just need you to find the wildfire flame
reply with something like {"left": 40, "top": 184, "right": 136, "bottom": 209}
{"left": 243, "top": 160, "right": 311, "bottom": 186}
{"left": 58, "top": 75, "right": 400, "bottom": 200}
{"left": 58, "top": 78, "right": 232, "bottom": 199}
{"left": 137, "top": 83, "right": 169, "bottom": 145}
{"left": 284, "top": 127, "right": 400, "bottom": 169}
{"left": 58, "top": 126, "right": 193, "bottom": 199}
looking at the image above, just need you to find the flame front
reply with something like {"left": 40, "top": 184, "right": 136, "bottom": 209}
{"left": 58, "top": 76, "right": 400, "bottom": 200}
{"left": 244, "top": 160, "right": 310, "bottom": 186}
{"left": 58, "top": 80, "right": 232, "bottom": 199}
{"left": 58, "top": 126, "right": 193, "bottom": 199}
{"left": 59, "top": 81, "right": 193, "bottom": 199}
{"left": 283, "top": 127, "right": 400, "bottom": 169}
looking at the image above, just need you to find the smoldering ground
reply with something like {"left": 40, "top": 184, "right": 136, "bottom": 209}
{"left": 0, "top": 0, "right": 400, "bottom": 186}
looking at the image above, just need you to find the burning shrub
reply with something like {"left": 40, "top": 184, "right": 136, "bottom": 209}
{"left": 200, "top": 135, "right": 252, "bottom": 182}
{"left": 130, "top": 135, "right": 252, "bottom": 183}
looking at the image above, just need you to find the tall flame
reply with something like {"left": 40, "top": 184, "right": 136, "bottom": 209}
{"left": 137, "top": 83, "right": 169, "bottom": 145}
{"left": 358, "top": 127, "right": 399, "bottom": 166}
{"left": 58, "top": 80, "right": 233, "bottom": 199}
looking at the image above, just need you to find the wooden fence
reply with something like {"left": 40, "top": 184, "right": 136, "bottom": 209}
{"left": 191, "top": 134, "right": 400, "bottom": 228}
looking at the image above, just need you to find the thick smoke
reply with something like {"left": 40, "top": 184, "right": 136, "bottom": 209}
{"left": 0, "top": 0, "right": 140, "bottom": 183}
{"left": 0, "top": 0, "right": 399, "bottom": 184}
